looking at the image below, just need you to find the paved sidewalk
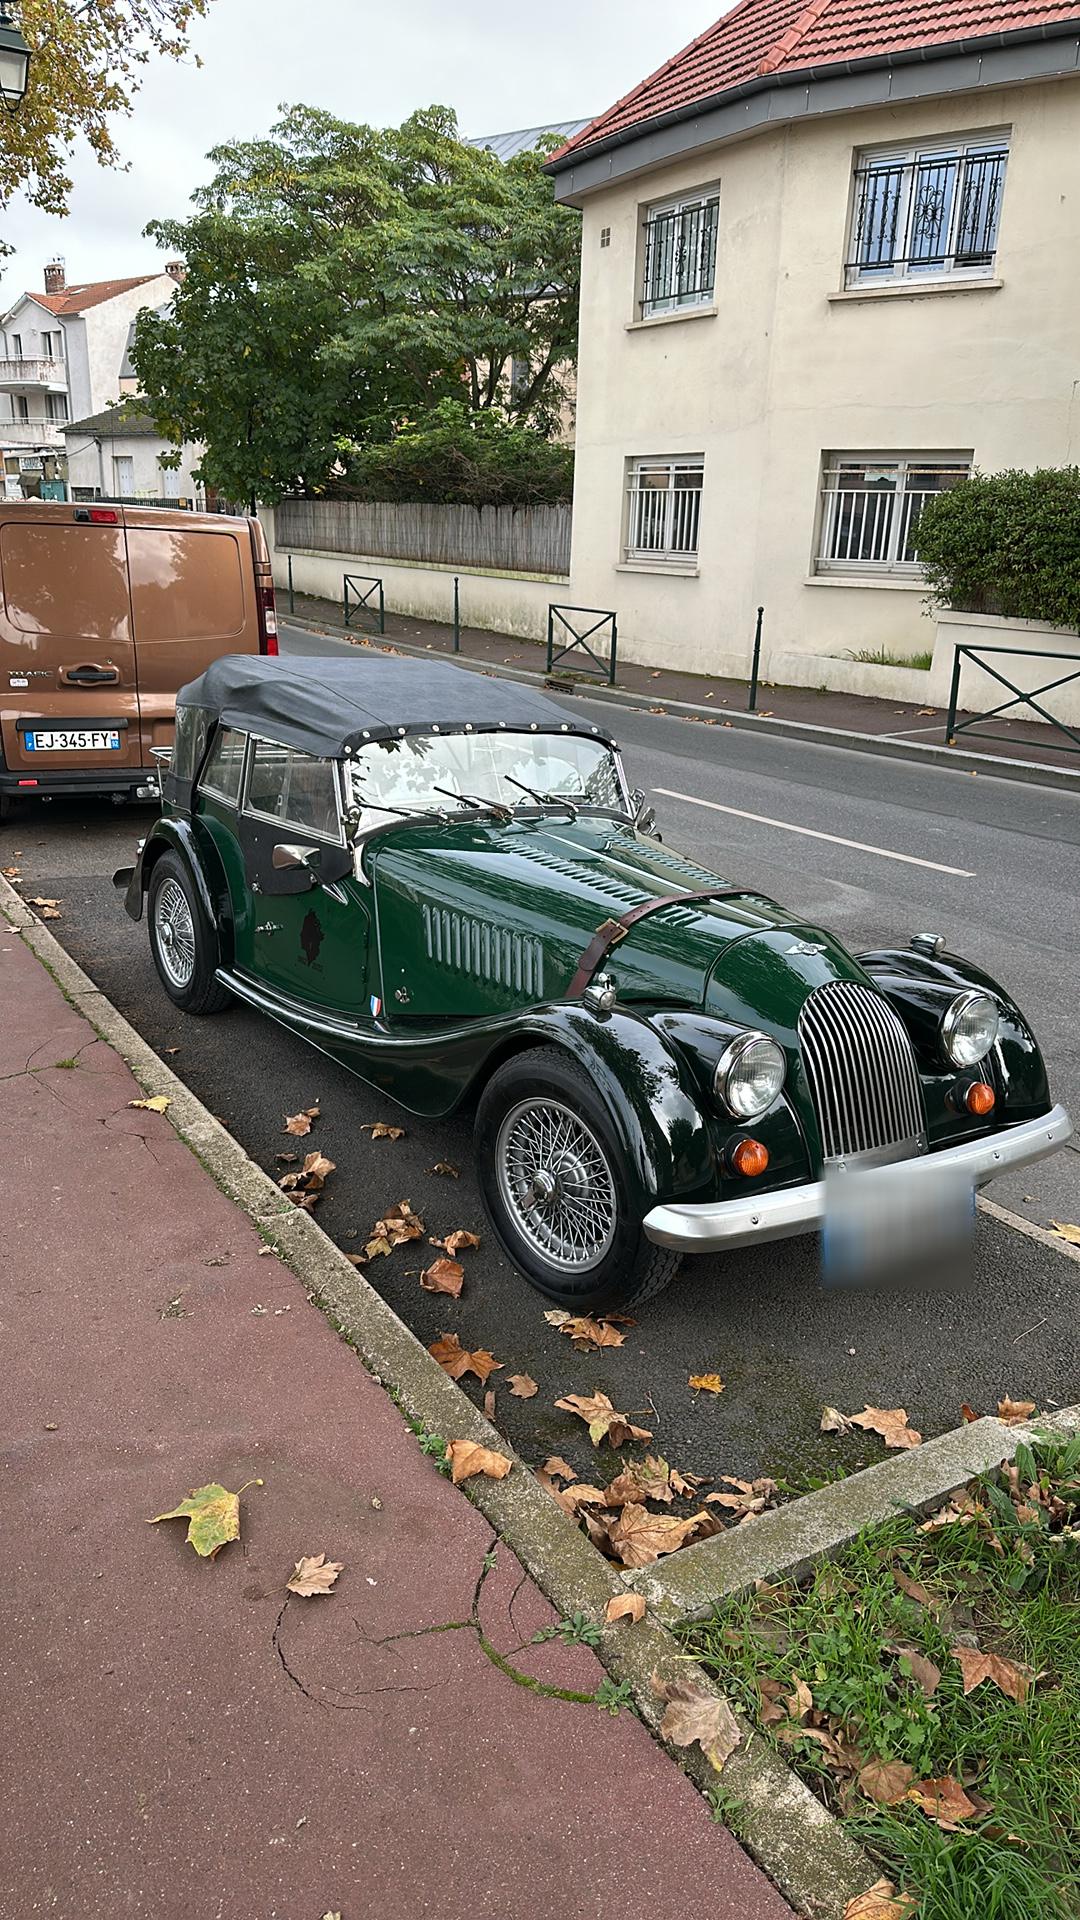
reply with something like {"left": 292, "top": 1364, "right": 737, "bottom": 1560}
{"left": 0, "top": 927, "right": 793, "bottom": 1920}
{"left": 286, "top": 587, "right": 1078, "bottom": 779}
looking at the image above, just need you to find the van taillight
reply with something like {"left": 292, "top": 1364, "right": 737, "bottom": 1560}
{"left": 257, "top": 578, "right": 279, "bottom": 656}
{"left": 89, "top": 508, "right": 119, "bottom": 525}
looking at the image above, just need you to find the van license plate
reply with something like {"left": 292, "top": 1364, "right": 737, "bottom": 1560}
{"left": 25, "top": 729, "right": 121, "bottom": 752}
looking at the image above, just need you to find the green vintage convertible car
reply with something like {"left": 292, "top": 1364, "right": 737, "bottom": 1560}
{"left": 119, "top": 655, "right": 1070, "bottom": 1309}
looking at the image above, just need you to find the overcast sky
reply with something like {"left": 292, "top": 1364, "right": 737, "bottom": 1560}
{"left": 0, "top": 0, "right": 717, "bottom": 302}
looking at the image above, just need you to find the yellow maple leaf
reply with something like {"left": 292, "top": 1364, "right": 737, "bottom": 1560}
{"left": 129, "top": 1094, "right": 171, "bottom": 1114}
{"left": 148, "top": 1478, "right": 262, "bottom": 1557}
{"left": 689, "top": 1373, "right": 725, "bottom": 1395}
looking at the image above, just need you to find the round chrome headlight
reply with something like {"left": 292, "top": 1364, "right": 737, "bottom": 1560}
{"left": 942, "top": 990, "right": 999, "bottom": 1068}
{"left": 714, "top": 1032, "right": 786, "bottom": 1120}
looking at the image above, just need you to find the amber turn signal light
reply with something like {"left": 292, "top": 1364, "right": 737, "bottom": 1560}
{"left": 730, "top": 1137, "right": 769, "bottom": 1177}
{"left": 964, "top": 1081, "right": 995, "bottom": 1116}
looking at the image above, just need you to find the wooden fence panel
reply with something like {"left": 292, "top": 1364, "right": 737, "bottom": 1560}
{"left": 275, "top": 499, "right": 571, "bottom": 576}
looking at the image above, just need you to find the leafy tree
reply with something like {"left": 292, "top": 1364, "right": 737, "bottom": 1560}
{"left": 132, "top": 104, "right": 581, "bottom": 503}
{"left": 339, "top": 400, "right": 573, "bottom": 506}
{"left": 0, "top": 0, "right": 211, "bottom": 239}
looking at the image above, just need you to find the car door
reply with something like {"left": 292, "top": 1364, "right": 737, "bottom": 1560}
{"left": 0, "top": 507, "right": 144, "bottom": 778}
{"left": 235, "top": 736, "right": 370, "bottom": 1015}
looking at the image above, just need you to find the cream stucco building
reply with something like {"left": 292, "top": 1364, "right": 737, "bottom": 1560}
{"left": 547, "top": 0, "right": 1080, "bottom": 696}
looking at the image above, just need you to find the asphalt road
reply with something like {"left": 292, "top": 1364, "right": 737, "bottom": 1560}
{"left": 3, "top": 621, "right": 1078, "bottom": 1496}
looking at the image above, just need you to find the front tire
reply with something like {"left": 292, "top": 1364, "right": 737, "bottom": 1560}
{"left": 147, "top": 850, "right": 231, "bottom": 1015}
{"left": 475, "top": 1046, "right": 680, "bottom": 1312}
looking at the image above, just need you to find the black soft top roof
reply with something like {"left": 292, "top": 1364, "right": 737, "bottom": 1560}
{"left": 176, "top": 654, "right": 614, "bottom": 758}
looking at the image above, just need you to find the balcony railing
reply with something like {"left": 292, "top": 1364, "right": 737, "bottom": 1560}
{"left": 0, "top": 417, "right": 67, "bottom": 446}
{"left": 0, "top": 356, "right": 68, "bottom": 388}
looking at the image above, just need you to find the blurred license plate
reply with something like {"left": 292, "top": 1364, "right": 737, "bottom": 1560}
{"left": 823, "top": 1156, "right": 974, "bottom": 1291}
{"left": 25, "top": 730, "right": 121, "bottom": 751}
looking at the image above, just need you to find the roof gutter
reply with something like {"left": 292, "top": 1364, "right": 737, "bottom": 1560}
{"left": 544, "top": 17, "right": 1080, "bottom": 174}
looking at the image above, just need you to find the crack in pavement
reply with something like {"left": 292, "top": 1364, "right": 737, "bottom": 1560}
{"left": 272, "top": 1537, "right": 601, "bottom": 1714}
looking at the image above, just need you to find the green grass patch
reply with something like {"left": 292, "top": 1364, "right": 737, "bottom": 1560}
{"left": 844, "top": 646, "right": 935, "bottom": 671}
{"left": 682, "top": 1431, "right": 1080, "bottom": 1920}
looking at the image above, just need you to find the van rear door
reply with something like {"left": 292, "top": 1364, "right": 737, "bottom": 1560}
{"left": 124, "top": 512, "right": 260, "bottom": 759}
{"left": 0, "top": 507, "right": 144, "bottom": 782}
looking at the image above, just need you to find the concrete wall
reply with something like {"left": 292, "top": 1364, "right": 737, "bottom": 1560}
{"left": 81, "top": 275, "right": 177, "bottom": 416}
{"left": 566, "top": 74, "right": 1080, "bottom": 681}
{"left": 262, "top": 515, "right": 567, "bottom": 643}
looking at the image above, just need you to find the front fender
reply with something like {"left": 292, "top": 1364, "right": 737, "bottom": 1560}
{"left": 860, "top": 947, "right": 1051, "bottom": 1115}
{"left": 118, "top": 818, "right": 234, "bottom": 964}
{"left": 509, "top": 1004, "right": 719, "bottom": 1208}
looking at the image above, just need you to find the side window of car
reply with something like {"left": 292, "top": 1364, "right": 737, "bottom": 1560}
{"left": 199, "top": 726, "right": 247, "bottom": 805}
{"left": 245, "top": 739, "right": 342, "bottom": 841}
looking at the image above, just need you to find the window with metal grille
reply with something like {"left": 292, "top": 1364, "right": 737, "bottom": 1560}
{"left": 640, "top": 190, "right": 719, "bottom": 315}
{"left": 626, "top": 457, "right": 704, "bottom": 563}
{"left": 845, "top": 136, "right": 1008, "bottom": 287}
{"left": 817, "top": 455, "right": 971, "bottom": 574}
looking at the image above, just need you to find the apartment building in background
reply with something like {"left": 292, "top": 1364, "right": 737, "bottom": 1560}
{"left": 0, "top": 260, "right": 184, "bottom": 499}
{"left": 546, "top": 0, "right": 1080, "bottom": 688}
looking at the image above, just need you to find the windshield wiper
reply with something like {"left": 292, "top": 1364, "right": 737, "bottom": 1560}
{"left": 504, "top": 776, "right": 578, "bottom": 821}
{"left": 431, "top": 784, "right": 513, "bottom": 823}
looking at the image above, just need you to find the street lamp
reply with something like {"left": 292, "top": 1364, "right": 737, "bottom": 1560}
{"left": 0, "top": 4, "right": 30, "bottom": 114}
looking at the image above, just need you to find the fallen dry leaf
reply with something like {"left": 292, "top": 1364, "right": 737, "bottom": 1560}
{"left": 907, "top": 1776, "right": 978, "bottom": 1829}
{"left": 820, "top": 1405, "right": 854, "bottom": 1434}
{"left": 960, "top": 1402, "right": 979, "bottom": 1422}
{"left": 507, "top": 1373, "right": 538, "bottom": 1398}
{"left": 345, "top": 1252, "right": 368, "bottom": 1267}
{"left": 286, "top": 1552, "right": 343, "bottom": 1596}
{"left": 283, "top": 1105, "right": 319, "bottom": 1136}
{"left": 843, "top": 1878, "right": 917, "bottom": 1920}
{"left": 784, "top": 1673, "right": 814, "bottom": 1722}
{"left": 430, "top": 1229, "right": 481, "bottom": 1255}
{"left": 148, "top": 1477, "right": 261, "bottom": 1558}
{"left": 431, "top": 1161, "right": 460, "bottom": 1177}
{"left": 670, "top": 1465, "right": 709, "bottom": 1497}
{"left": 29, "top": 896, "right": 61, "bottom": 919}
{"left": 605, "top": 1504, "right": 710, "bottom": 1567}
{"left": 445, "top": 1439, "right": 512, "bottom": 1485}
{"left": 484, "top": 1387, "right": 496, "bottom": 1418}
{"left": 366, "top": 1200, "right": 424, "bottom": 1256}
{"left": 950, "top": 1646, "right": 1031, "bottom": 1703}
{"left": 652, "top": 1674, "right": 741, "bottom": 1770}
{"left": 544, "top": 1308, "right": 628, "bottom": 1352}
{"left": 1049, "top": 1220, "right": 1080, "bottom": 1245}
{"left": 689, "top": 1373, "right": 725, "bottom": 1395}
{"left": 891, "top": 1645, "right": 941, "bottom": 1698}
{"left": 419, "top": 1257, "right": 464, "bottom": 1298}
{"left": 359, "top": 1121, "right": 406, "bottom": 1140}
{"left": 850, "top": 1406, "right": 922, "bottom": 1450}
{"left": 540, "top": 1455, "right": 576, "bottom": 1483}
{"left": 997, "top": 1397, "right": 1037, "bottom": 1425}
{"left": 428, "top": 1332, "right": 502, "bottom": 1384}
{"left": 604, "top": 1455, "right": 675, "bottom": 1507}
{"left": 278, "top": 1150, "right": 335, "bottom": 1206}
{"left": 858, "top": 1760, "right": 915, "bottom": 1806}
{"left": 705, "top": 1474, "right": 779, "bottom": 1522}
{"left": 554, "top": 1391, "right": 652, "bottom": 1449}
{"left": 605, "top": 1592, "right": 646, "bottom": 1626}
{"left": 892, "top": 1566, "right": 938, "bottom": 1612}
{"left": 1, "top": 864, "right": 21, "bottom": 878}
{"left": 128, "top": 1094, "right": 171, "bottom": 1114}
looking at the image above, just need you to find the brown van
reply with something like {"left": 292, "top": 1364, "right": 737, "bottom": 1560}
{"left": 0, "top": 502, "right": 278, "bottom": 818}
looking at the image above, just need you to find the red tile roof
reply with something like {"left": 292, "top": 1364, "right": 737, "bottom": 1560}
{"left": 549, "top": 0, "right": 1080, "bottom": 163}
{"left": 28, "top": 275, "right": 160, "bottom": 316}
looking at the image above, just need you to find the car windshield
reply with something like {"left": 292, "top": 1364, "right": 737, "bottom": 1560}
{"left": 346, "top": 731, "right": 625, "bottom": 819}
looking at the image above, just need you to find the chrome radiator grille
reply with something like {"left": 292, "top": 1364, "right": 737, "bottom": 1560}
{"left": 798, "top": 981, "right": 925, "bottom": 1162}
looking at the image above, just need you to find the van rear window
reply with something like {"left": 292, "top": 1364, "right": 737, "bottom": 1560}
{"left": 0, "top": 523, "right": 131, "bottom": 640}
{"left": 127, "top": 528, "right": 246, "bottom": 642}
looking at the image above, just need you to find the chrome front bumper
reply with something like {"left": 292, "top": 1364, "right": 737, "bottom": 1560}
{"left": 642, "top": 1105, "right": 1073, "bottom": 1253}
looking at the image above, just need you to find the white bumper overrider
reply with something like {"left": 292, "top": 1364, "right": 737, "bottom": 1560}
{"left": 642, "top": 1105, "right": 1073, "bottom": 1253}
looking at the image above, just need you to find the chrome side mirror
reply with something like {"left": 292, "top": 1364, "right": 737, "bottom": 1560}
{"left": 272, "top": 841, "right": 319, "bottom": 872}
{"left": 629, "top": 787, "right": 658, "bottom": 836}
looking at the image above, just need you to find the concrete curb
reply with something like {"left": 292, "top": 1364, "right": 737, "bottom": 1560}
{"left": 0, "top": 874, "right": 872, "bottom": 1920}
{"left": 287, "top": 614, "right": 1080, "bottom": 794}
{"left": 629, "top": 1411, "right": 1080, "bottom": 1621}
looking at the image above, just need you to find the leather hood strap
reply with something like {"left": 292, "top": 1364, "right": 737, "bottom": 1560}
{"left": 566, "top": 887, "right": 748, "bottom": 999}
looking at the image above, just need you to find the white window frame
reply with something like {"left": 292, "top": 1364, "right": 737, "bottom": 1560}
{"left": 625, "top": 456, "right": 704, "bottom": 564}
{"left": 845, "top": 133, "right": 1009, "bottom": 288}
{"left": 639, "top": 187, "right": 719, "bottom": 317}
{"left": 816, "top": 454, "right": 972, "bottom": 576}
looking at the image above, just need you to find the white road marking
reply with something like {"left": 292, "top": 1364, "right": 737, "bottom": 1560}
{"left": 977, "top": 1194, "right": 1080, "bottom": 1266}
{"left": 652, "top": 787, "right": 976, "bottom": 876}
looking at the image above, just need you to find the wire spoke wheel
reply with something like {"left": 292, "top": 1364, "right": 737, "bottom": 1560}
{"left": 153, "top": 875, "right": 197, "bottom": 990}
{"left": 496, "top": 1096, "right": 618, "bottom": 1273}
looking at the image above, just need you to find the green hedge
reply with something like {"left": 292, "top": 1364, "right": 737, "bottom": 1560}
{"left": 916, "top": 467, "right": 1080, "bottom": 630}
{"left": 332, "top": 401, "right": 574, "bottom": 507}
